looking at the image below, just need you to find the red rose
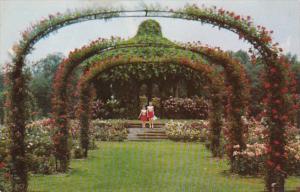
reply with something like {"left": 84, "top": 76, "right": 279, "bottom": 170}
{"left": 234, "top": 15, "right": 240, "bottom": 20}
{"left": 281, "top": 115, "right": 288, "bottom": 121}
{"left": 293, "top": 104, "right": 299, "bottom": 110}
{"left": 265, "top": 145, "right": 272, "bottom": 153}
{"left": 273, "top": 140, "right": 280, "bottom": 145}
{"left": 275, "top": 152, "right": 281, "bottom": 157}
{"left": 267, "top": 160, "right": 274, "bottom": 167}
{"left": 270, "top": 68, "right": 277, "bottom": 73}
{"left": 280, "top": 87, "right": 288, "bottom": 94}
{"left": 264, "top": 82, "right": 271, "bottom": 89}
{"left": 0, "top": 162, "right": 6, "bottom": 169}
{"left": 274, "top": 99, "right": 281, "bottom": 104}
{"left": 275, "top": 164, "right": 281, "bottom": 171}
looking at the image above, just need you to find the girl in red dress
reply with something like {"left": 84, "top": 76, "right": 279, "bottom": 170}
{"left": 138, "top": 106, "right": 148, "bottom": 128}
{"left": 147, "top": 102, "right": 155, "bottom": 129}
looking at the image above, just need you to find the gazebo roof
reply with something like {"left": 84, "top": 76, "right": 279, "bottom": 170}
{"left": 83, "top": 19, "right": 208, "bottom": 67}
{"left": 127, "top": 19, "right": 175, "bottom": 46}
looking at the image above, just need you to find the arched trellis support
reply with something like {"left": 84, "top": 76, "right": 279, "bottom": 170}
{"left": 52, "top": 41, "right": 249, "bottom": 165}
{"left": 76, "top": 56, "right": 225, "bottom": 158}
{"left": 6, "top": 5, "right": 296, "bottom": 191}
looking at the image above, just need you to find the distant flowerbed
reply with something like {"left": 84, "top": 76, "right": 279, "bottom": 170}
{"left": 162, "top": 97, "right": 208, "bottom": 119}
{"left": 166, "top": 118, "right": 300, "bottom": 176}
{"left": 70, "top": 119, "right": 128, "bottom": 142}
{"left": 165, "top": 120, "right": 210, "bottom": 142}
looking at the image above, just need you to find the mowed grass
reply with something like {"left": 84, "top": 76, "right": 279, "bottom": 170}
{"left": 29, "top": 141, "right": 300, "bottom": 192}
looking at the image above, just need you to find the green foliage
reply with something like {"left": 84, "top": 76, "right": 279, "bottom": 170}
{"left": 0, "top": 127, "right": 11, "bottom": 192}
{"left": 73, "top": 146, "right": 84, "bottom": 159}
{"left": 91, "top": 98, "right": 126, "bottom": 119}
{"left": 287, "top": 53, "right": 300, "bottom": 93}
{"left": 139, "top": 96, "right": 148, "bottom": 108}
{"left": 30, "top": 53, "right": 64, "bottom": 116}
{"left": 136, "top": 19, "right": 162, "bottom": 37}
{"left": 0, "top": 91, "right": 5, "bottom": 124}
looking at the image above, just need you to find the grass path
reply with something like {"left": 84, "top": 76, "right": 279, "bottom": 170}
{"left": 29, "top": 141, "right": 300, "bottom": 192}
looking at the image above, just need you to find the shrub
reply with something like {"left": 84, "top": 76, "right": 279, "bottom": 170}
{"left": 0, "top": 127, "right": 10, "bottom": 192}
{"left": 91, "top": 99, "right": 106, "bottom": 119}
{"left": 231, "top": 143, "right": 266, "bottom": 175}
{"left": 73, "top": 146, "right": 85, "bottom": 159}
{"left": 227, "top": 119, "right": 300, "bottom": 176}
{"left": 165, "top": 120, "right": 209, "bottom": 142}
{"left": 162, "top": 97, "right": 208, "bottom": 119}
{"left": 92, "top": 120, "right": 128, "bottom": 141}
{"left": 69, "top": 119, "right": 128, "bottom": 142}
{"left": 0, "top": 160, "right": 11, "bottom": 192}
{"left": 91, "top": 98, "right": 125, "bottom": 119}
{"left": 139, "top": 95, "right": 148, "bottom": 108}
{"left": 0, "top": 119, "right": 56, "bottom": 175}
{"left": 25, "top": 119, "right": 56, "bottom": 174}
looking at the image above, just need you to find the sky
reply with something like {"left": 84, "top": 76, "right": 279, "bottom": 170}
{"left": 0, "top": 0, "right": 299, "bottom": 65}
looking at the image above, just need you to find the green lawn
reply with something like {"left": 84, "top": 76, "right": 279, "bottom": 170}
{"left": 29, "top": 141, "right": 300, "bottom": 192}
{"left": 98, "top": 119, "right": 201, "bottom": 124}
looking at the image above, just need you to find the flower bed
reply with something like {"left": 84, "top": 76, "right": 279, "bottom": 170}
{"left": 227, "top": 119, "right": 300, "bottom": 176}
{"left": 25, "top": 119, "right": 56, "bottom": 174}
{"left": 0, "top": 118, "right": 128, "bottom": 179}
{"left": 70, "top": 119, "right": 128, "bottom": 142}
{"left": 0, "top": 118, "right": 56, "bottom": 179}
{"left": 162, "top": 97, "right": 208, "bottom": 119}
{"left": 92, "top": 120, "right": 128, "bottom": 141}
{"left": 165, "top": 120, "right": 209, "bottom": 142}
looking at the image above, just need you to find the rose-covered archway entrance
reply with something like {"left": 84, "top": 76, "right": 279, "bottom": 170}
{"left": 76, "top": 56, "right": 225, "bottom": 158}
{"left": 52, "top": 20, "right": 250, "bottom": 172}
{"left": 5, "top": 5, "right": 298, "bottom": 192}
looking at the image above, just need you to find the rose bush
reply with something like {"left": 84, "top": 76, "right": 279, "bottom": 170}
{"left": 91, "top": 98, "right": 126, "bottom": 119}
{"left": 0, "top": 118, "right": 128, "bottom": 181}
{"left": 0, "top": 127, "right": 11, "bottom": 192}
{"left": 70, "top": 119, "right": 128, "bottom": 142}
{"left": 92, "top": 120, "right": 128, "bottom": 141}
{"left": 0, "top": 119, "right": 56, "bottom": 176}
{"left": 25, "top": 119, "right": 56, "bottom": 174}
{"left": 0, "top": 161, "right": 10, "bottom": 192}
{"left": 162, "top": 97, "right": 208, "bottom": 119}
{"left": 165, "top": 120, "right": 209, "bottom": 142}
{"left": 227, "top": 119, "right": 300, "bottom": 176}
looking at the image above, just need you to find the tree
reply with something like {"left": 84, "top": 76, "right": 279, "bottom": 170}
{"left": 30, "top": 53, "right": 64, "bottom": 117}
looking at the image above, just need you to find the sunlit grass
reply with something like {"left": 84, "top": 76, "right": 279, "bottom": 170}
{"left": 29, "top": 141, "right": 300, "bottom": 192}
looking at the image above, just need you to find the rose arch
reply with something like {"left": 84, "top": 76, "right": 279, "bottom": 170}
{"left": 76, "top": 56, "right": 224, "bottom": 158}
{"left": 5, "top": 5, "right": 297, "bottom": 192}
{"left": 52, "top": 20, "right": 249, "bottom": 172}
